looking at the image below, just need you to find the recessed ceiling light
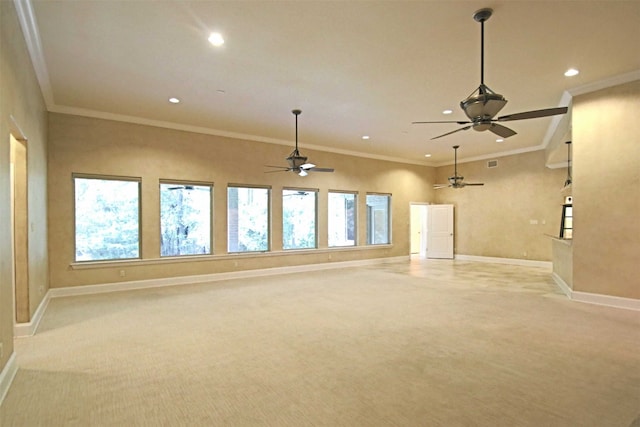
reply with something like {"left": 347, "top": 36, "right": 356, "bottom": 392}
{"left": 564, "top": 68, "right": 579, "bottom": 77}
{"left": 424, "top": 154, "right": 432, "bottom": 158}
{"left": 442, "top": 109, "right": 453, "bottom": 115}
{"left": 362, "top": 135, "right": 370, "bottom": 140}
{"left": 496, "top": 138, "right": 504, "bottom": 143}
{"left": 208, "top": 32, "right": 225, "bottom": 47}
{"left": 168, "top": 97, "right": 180, "bottom": 104}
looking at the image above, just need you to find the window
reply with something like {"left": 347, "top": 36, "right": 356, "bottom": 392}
{"left": 366, "top": 193, "right": 391, "bottom": 245}
{"left": 160, "top": 182, "right": 212, "bottom": 256}
{"left": 328, "top": 191, "right": 356, "bottom": 247}
{"left": 74, "top": 175, "right": 140, "bottom": 261}
{"left": 228, "top": 186, "right": 270, "bottom": 252}
{"left": 283, "top": 189, "right": 317, "bottom": 250}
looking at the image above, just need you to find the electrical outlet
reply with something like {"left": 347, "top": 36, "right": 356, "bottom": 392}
{"left": 119, "top": 270, "right": 125, "bottom": 277}
{"left": 0, "top": 342, "right": 4, "bottom": 359}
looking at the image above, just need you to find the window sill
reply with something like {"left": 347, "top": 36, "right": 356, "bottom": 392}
{"left": 70, "top": 245, "right": 394, "bottom": 270}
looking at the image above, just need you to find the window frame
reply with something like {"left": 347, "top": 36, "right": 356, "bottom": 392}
{"left": 73, "top": 173, "right": 142, "bottom": 262}
{"left": 227, "top": 184, "right": 271, "bottom": 253}
{"left": 366, "top": 192, "right": 392, "bottom": 245}
{"left": 328, "top": 190, "right": 357, "bottom": 247}
{"left": 282, "top": 187, "right": 319, "bottom": 250}
{"left": 159, "top": 180, "right": 214, "bottom": 257}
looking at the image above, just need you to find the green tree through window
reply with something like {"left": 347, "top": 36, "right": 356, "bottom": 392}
{"left": 283, "top": 190, "right": 317, "bottom": 250}
{"left": 74, "top": 176, "right": 140, "bottom": 261}
{"left": 228, "top": 186, "right": 270, "bottom": 252}
{"left": 160, "top": 183, "right": 211, "bottom": 256}
{"left": 328, "top": 192, "right": 356, "bottom": 247}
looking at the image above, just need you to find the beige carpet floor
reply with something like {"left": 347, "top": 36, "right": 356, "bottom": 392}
{"left": 1, "top": 259, "right": 639, "bottom": 426}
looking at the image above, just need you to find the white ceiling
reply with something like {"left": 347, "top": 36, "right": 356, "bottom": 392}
{"left": 18, "top": 0, "right": 640, "bottom": 165}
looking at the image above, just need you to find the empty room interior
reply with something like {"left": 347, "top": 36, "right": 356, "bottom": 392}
{"left": 1, "top": 0, "right": 639, "bottom": 425}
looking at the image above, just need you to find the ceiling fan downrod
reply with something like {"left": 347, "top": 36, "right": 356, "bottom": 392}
{"left": 292, "top": 109, "right": 301, "bottom": 157}
{"left": 564, "top": 140, "right": 572, "bottom": 187}
{"left": 453, "top": 145, "right": 459, "bottom": 177}
{"left": 473, "top": 8, "right": 492, "bottom": 89}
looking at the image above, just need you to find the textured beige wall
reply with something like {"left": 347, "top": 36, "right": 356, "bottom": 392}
{"left": 434, "top": 150, "right": 566, "bottom": 261}
{"left": 48, "top": 113, "right": 436, "bottom": 288}
{"left": 0, "top": 1, "right": 49, "bottom": 370}
{"left": 572, "top": 80, "right": 640, "bottom": 299}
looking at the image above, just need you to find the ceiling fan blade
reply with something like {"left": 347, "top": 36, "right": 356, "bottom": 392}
{"left": 264, "top": 169, "right": 289, "bottom": 173}
{"left": 488, "top": 123, "right": 517, "bottom": 138}
{"left": 300, "top": 163, "right": 316, "bottom": 169}
{"left": 497, "top": 107, "right": 568, "bottom": 122}
{"left": 464, "top": 183, "right": 485, "bottom": 186}
{"left": 433, "top": 184, "right": 450, "bottom": 189}
{"left": 431, "top": 125, "right": 472, "bottom": 140}
{"left": 308, "top": 167, "right": 334, "bottom": 173}
{"left": 412, "top": 120, "right": 471, "bottom": 125}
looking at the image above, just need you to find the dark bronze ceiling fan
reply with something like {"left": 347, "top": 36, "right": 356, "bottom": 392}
{"left": 265, "top": 109, "right": 335, "bottom": 177}
{"left": 412, "top": 8, "right": 568, "bottom": 140}
{"left": 434, "top": 145, "right": 484, "bottom": 189}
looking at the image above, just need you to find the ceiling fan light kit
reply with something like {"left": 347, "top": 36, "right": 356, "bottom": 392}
{"left": 412, "top": 7, "right": 568, "bottom": 140}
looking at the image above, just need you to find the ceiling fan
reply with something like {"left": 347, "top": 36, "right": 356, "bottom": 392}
{"left": 412, "top": 8, "right": 568, "bottom": 140}
{"left": 265, "top": 109, "right": 335, "bottom": 177}
{"left": 166, "top": 185, "right": 209, "bottom": 191}
{"left": 434, "top": 145, "right": 484, "bottom": 189}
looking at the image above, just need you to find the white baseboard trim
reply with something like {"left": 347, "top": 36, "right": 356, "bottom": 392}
{"left": 571, "top": 291, "right": 640, "bottom": 311}
{"left": 455, "top": 254, "right": 552, "bottom": 269}
{"left": 551, "top": 272, "right": 572, "bottom": 298}
{"left": 552, "top": 272, "right": 639, "bottom": 311}
{"left": 0, "top": 352, "right": 18, "bottom": 408}
{"left": 14, "top": 291, "right": 52, "bottom": 337}
{"left": 49, "top": 256, "right": 409, "bottom": 299}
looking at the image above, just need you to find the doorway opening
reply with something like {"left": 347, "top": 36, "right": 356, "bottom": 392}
{"left": 10, "top": 133, "right": 29, "bottom": 324}
{"left": 410, "top": 203, "right": 428, "bottom": 258}
{"left": 411, "top": 203, "right": 455, "bottom": 260}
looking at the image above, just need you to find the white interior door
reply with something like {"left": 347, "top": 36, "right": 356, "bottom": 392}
{"left": 427, "top": 204, "right": 454, "bottom": 259}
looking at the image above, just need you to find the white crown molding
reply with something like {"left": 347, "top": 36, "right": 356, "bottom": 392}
{"left": 16, "top": 0, "right": 638, "bottom": 169}
{"left": 14, "top": 0, "right": 54, "bottom": 107}
{"left": 541, "top": 91, "right": 573, "bottom": 150}
{"left": 50, "top": 105, "right": 429, "bottom": 167}
{"left": 567, "top": 69, "right": 640, "bottom": 97}
{"left": 0, "top": 352, "right": 18, "bottom": 407}
{"left": 432, "top": 144, "right": 547, "bottom": 168}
